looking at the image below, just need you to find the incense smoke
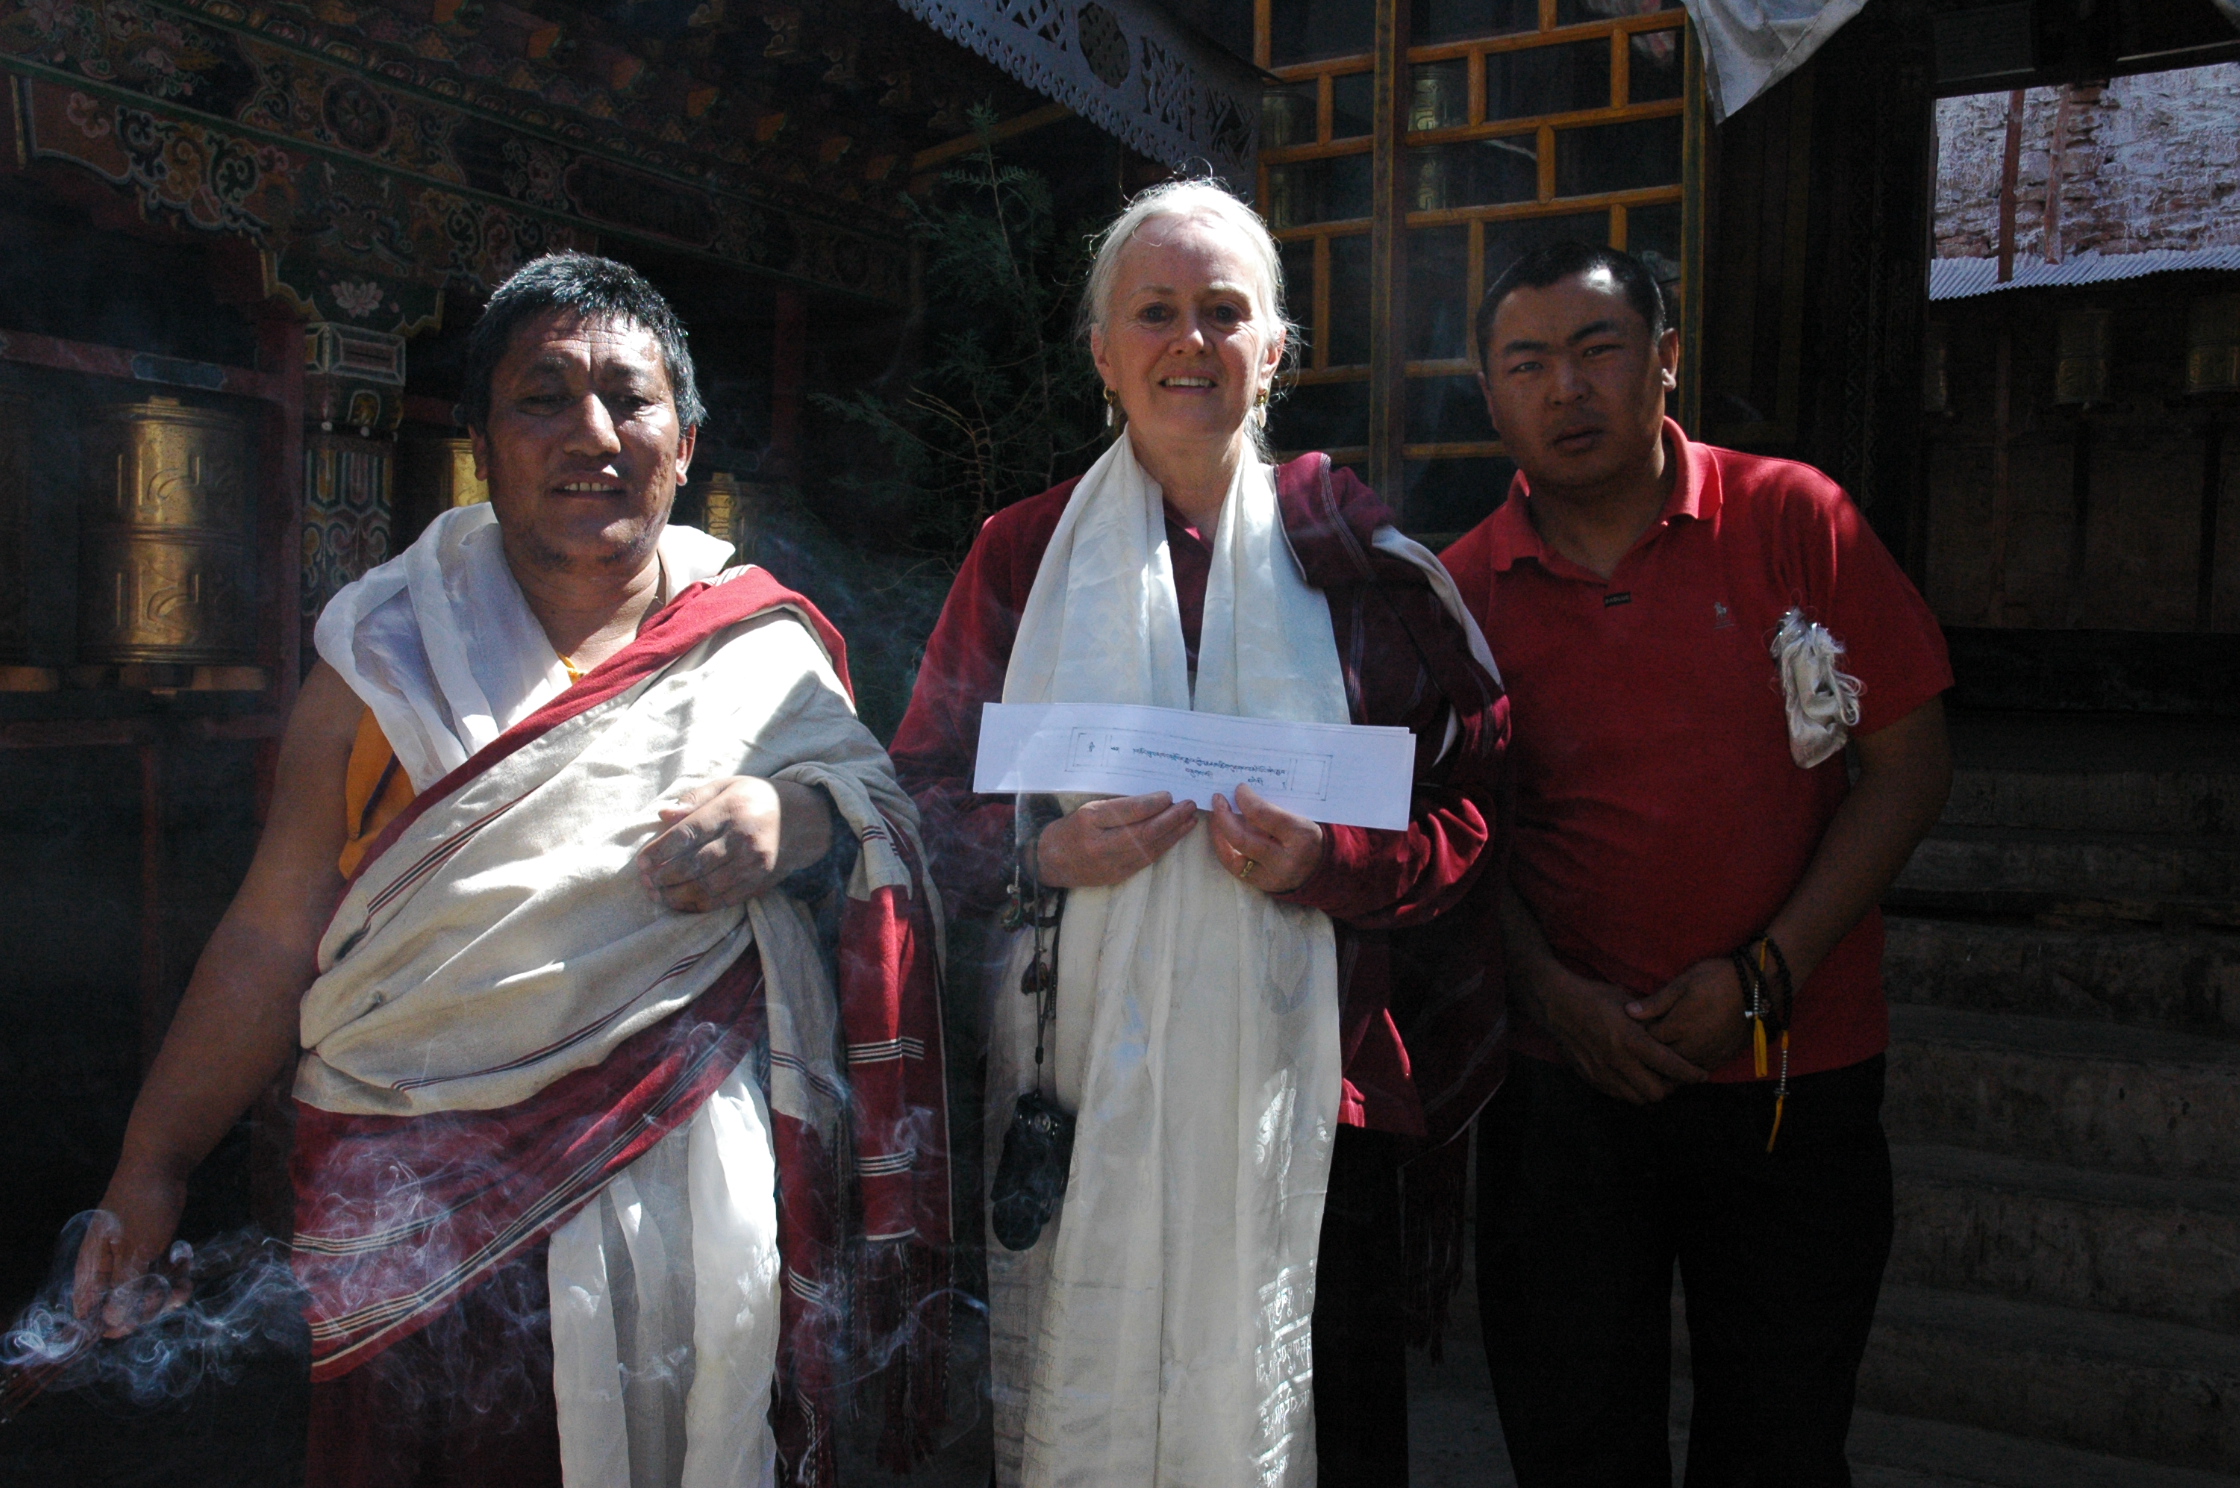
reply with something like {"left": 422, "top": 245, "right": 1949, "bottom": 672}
{"left": 2, "top": 1214, "right": 304, "bottom": 1418}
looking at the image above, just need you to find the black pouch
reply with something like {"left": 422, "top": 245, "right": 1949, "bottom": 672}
{"left": 990, "top": 1089, "right": 1076, "bottom": 1252}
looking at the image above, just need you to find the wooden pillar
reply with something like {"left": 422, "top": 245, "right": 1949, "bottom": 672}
{"left": 1996, "top": 89, "right": 2024, "bottom": 284}
{"left": 2042, "top": 86, "right": 2074, "bottom": 265}
{"left": 1366, "top": 0, "right": 1410, "bottom": 513}
{"left": 301, "top": 324, "right": 405, "bottom": 680}
{"left": 1986, "top": 324, "right": 2015, "bottom": 625}
{"left": 2201, "top": 421, "right": 2226, "bottom": 632}
{"left": 2066, "top": 412, "right": 2094, "bottom": 629}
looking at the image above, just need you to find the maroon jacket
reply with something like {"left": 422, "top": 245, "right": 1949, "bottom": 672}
{"left": 890, "top": 453, "right": 1509, "bottom": 1142}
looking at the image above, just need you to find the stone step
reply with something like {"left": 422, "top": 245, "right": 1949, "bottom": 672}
{"left": 1944, "top": 711, "right": 2240, "bottom": 837}
{"left": 1412, "top": 1278, "right": 2240, "bottom": 1487}
{"left": 1847, "top": 1407, "right": 2240, "bottom": 1488}
{"left": 1883, "top": 915, "right": 2240, "bottom": 1035}
{"left": 1886, "top": 1005, "right": 2240, "bottom": 1182}
{"left": 1890, "top": 828, "right": 2240, "bottom": 926}
{"left": 1945, "top": 764, "right": 2240, "bottom": 837}
{"left": 1856, "top": 1284, "right": 2240, "bottom": 1473}
{"left": 1883, "top": 891, "right": 2240, "bottom": 930}
{"left": 1420, "top": 1260, "right": 2240, "bottom": 1486}
{"left": 1677, "top": 1377, "right": 2240, "bottom": 1488}
{"left": 1889, "top": 1143, "right": 2240, "bottom": 1333}
{"left": 1674, "top": 1291, "right": 2240, "bottom": 1481}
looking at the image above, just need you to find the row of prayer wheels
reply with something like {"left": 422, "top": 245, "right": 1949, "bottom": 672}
{"left": 0, "top": 395, "right": 766, "bottom": 673}
{"left": 0, "top": 393, "right": 256, "bottom": 669}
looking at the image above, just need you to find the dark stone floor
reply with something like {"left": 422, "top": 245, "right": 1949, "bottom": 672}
{"left": 0, "top": 1331, "right": 308, "bottom": 1488}
{"left": 23, "top": 1233, "right": 2198, "bottom": 1486}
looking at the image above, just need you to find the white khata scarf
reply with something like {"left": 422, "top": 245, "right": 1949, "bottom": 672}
{"left": 987, "top": 433, "right": 1346, "bottom": 1488}
{"left": 311, "top": 504, "right": 810, "bottom": 1488}
{"left": 314, "top": 501, "right": 737, "bottom": 792}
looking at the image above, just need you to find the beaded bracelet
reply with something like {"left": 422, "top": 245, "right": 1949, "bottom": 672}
{"left": 1756, "top": 934, "right": 1795, "bottom": 1032}
{"left": 1733, "top": 933, "right": 1795, "bottom": 1152}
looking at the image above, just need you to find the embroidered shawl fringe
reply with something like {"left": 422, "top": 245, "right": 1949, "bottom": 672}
{"left": 857, "top": 1237, "right": 954, "bottom": 1474}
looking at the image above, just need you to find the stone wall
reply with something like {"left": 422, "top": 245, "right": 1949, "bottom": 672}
{"left": 1933, "top": 63, "right": 2240, "bottom": 261}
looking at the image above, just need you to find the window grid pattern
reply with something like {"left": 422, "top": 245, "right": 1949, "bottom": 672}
{"left": 1259, "top": 1, "right": 1688, "bottom": 484}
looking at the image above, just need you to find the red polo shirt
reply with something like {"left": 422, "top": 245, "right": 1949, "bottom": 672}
{"left": 1439, "top": 419, "right": 1950, "bottom": 1081}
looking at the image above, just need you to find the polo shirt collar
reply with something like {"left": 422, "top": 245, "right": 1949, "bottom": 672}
{"left": 1481, "top": 416, "right": 1716, "bottom": 573}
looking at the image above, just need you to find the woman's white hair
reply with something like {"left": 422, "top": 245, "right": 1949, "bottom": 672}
{"left": 1080, "top": 178, "right": 1302, "bottom": 406}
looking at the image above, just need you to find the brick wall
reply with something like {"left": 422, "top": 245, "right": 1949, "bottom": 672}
{"left": 1933, "top": 63, "right": 2240, "bottom": 261}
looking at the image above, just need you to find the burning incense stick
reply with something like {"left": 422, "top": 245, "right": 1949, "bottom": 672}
{"left": 0, "top": 1316, "right": 95, "bottom": 1424}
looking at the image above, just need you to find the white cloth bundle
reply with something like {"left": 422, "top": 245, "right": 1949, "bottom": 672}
{"left": 1772, "top": 605, "right": 1863, "bottom": 769}
{"left": 986, "top": 434, "right": 1346, "bottom": 1488}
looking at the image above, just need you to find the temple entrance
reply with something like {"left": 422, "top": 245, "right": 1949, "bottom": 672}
{"left": 1920, "top": 61, "right": 2240, "bottom": 713}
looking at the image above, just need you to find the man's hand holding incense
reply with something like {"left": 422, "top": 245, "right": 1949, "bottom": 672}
{"left": 73, "top": 1175, "right": 191, "bottom": 1337}
{"left": 639, "top": 775, "right": 834, "bottom": 911}
{"left": 1626, "top": 958, "right": 1754, "bottom": 1073}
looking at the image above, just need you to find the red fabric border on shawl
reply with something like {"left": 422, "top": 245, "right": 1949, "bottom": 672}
{"left": 291, "top": 569, "right": 951, "bottom": 1487}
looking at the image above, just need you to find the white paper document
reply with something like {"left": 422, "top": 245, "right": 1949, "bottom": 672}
{"left": 973, "top": 702, "right": 1418, "bottom": 830}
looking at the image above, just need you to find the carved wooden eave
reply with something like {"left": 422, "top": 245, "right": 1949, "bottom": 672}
{"left": 893, "top": 0, "right": 1259, "bottom": 190}
{"left": 0, "top": 0, "right": 1073, "bottom": 327}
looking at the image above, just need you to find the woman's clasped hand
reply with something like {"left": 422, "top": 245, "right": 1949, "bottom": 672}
{"left": 1209, "top": 783, "right": 1324, "bottom": 893}
{"left": 1028, "top": 783, "right": 1324, "bottom": 894}
{"left": 1029, "top": 791, "right": 1196, "bottom": 888}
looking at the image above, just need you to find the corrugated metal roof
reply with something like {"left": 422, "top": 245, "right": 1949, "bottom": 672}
{"left": 1930, "top": 248, "right": 2240, "bottom": 300}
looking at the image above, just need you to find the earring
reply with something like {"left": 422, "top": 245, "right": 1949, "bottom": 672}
{"left": 1251, "top": 384, "right": 1270, "bottom": 428}
{"left": 1102, "top": 385, "right": 1120, "bottom": 430}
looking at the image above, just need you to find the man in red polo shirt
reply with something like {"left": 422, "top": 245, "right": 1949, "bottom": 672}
{"left": 1440, "top": 242, "right": 1953, "bottom": 1487}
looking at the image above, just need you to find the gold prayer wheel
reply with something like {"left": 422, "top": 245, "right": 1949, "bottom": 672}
{"left": 701, "top": 470, "right": 742, "bottom": 548}
{"left": 2051, "top": 308, "right": 2110, "bottom": 408}
{"left": 1264, "top": 166, "right": 1296, "bottom": 232}
{"left": 1409, "top": 67, "right": 1459, "bottom": 132}
{"left": 1411, "top": 149, "right": 1448, "bottom": 212}
{"left": 79, "top": 396, "right": 255, "bottom": 665}
{"left": 1261, "top": 87, "right": 1314, "bottom": 149}
{"left": 392, "top": 431, "right": 487, "bottom": 551}
{"left": 2186, "top": 294, "right": 2240, "bottom": 396}
{"left": 0, "top": 390, "right": 28, "bottom": 665}
{"left": 415, "top": 433, "right": 488, "bottom": 510}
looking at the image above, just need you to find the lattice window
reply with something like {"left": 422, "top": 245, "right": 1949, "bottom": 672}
{"left": 1258, "top": 0, "right": 1697, "bottom": 537}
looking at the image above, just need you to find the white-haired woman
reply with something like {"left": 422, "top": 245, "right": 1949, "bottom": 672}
{"left": 891, "top": 180, "right": 1509, "bottom": 1486}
